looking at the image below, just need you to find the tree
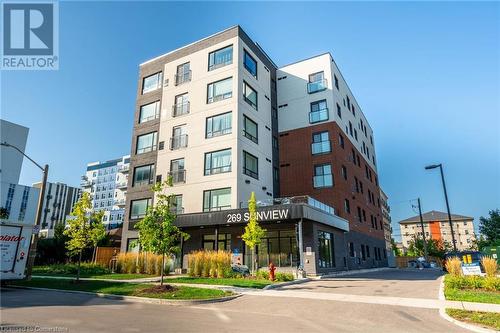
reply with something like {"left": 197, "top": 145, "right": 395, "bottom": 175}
{"left": 36, "top": 223, "right": 69, "bottom": 265}
{"left": 406, "top": 235, "right": 450, "bottom": 258}
{"left": 242, "top": 192, "right": 266, "bottom": 274}
{"left": 478, "top": 209, "right": 500, "bottom": 249}
{"left": 0, "top": 207, "right": 9, "bottom": 219}
{"left": 391, "top": 238, "right": 402, "bottom": 257}
{"left": 64, "top": 192, "right": 106, "bottom": 281}
{"left": 135, "top": 179, "right": 189, "bottom": 286}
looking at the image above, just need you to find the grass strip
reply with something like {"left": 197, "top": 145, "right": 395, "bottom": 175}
{"left": 446, "top": 308, "right": 500, "bottom": 331}
{"left": 165, "top": 277, "right": 273, "bottom": 289}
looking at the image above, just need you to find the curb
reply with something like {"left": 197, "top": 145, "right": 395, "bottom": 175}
{"left": 5, "top": 285, "right": 241, "bottom": 306}
{"left": 316, "top": 267, "right": 396, "bottom": 279}
{"left": 263, "top": 278, "right": 311, "bottom": 290}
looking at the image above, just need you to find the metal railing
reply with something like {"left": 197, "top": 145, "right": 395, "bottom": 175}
{"left": 136, "top": 145, "right": 157, "bottom": 154}
{"left": 208, "top": 92, "right": 232, "bottom": 103}
{"left": 307, "top": 79, "right": 328, "bottom": 93}
{"left": 114, "top": 199, "right": 126, "bottom": 206}
{"left": 175, "top": 70, "right": 192, "bottom": 86}
{"left": 243, "top": 130, "right": 258, "bottom": 144}
{"left": 205, "top": 165, "right": 231, "bottom": 175}
{"left": 118, "top": 164, "right": 129, "bottom": 172}
{"left": 116, "top": 182, "right": 127, "bottom": 189}
{"left": 202, "top": 205, "right": 231, "bottom": 212}
{"left": 170, "top": 134, "right": 188, "bottom": 150}
{"left": 243, "top": 167, "right": 258, "bottom": 179}
{"left": 168, "top": 169, "right": 186, "bottom": 183}
{"left": 172, "top": 102, "right": 190, "bottom": 117}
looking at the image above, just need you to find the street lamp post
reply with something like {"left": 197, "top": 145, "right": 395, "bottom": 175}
{"left": 1, "top": 141, "right": 49, "bottom": 279}
{"left": 425, "top": 163, "right": 457, "bottom": 252}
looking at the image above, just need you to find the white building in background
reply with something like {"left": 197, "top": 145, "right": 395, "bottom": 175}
{"left": 81, "top": 155, "right": 130, "bottom": 230}
{"left": 33, "top": 181, "right": 81, "bottom": 238}
{"left": 1, "top": 119, "right": 29, "bottom": 184}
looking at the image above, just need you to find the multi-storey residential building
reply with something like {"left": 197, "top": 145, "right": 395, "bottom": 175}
{"left": 32, "top": 181, "right": 81, "bottom": 238}
{"left": 0, "top": 119, "right": 29, "bottom": 185}
{"left": 380, "top": 189, "right": 395, "bottom": 266}
{"left": 0, "top": 183, "right": 39, "bottom": 223}
{"left": 399, "top": 210, "right": 475, "bottom": 251}
{"left": 121, "top": 26, "right": 386, "bottom": 275}
{"left": 81, "top": 156, "right": 130, "bottom": 230}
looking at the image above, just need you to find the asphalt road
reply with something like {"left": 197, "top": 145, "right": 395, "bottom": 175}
{"left": 1, "top": 269, "right": 469, "bottom": 333}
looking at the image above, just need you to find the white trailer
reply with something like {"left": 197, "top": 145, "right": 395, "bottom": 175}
{"left": 0, "top": 220, "right": 34, "bottom": 281}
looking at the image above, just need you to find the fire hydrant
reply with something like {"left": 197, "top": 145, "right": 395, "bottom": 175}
{"left": 268, "top": 262, "right": 276, "bottom": 281}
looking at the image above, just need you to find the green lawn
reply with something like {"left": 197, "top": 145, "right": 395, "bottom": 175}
{"left": 444, "top": 276, "right": 500, "bottom": 304}
{"left": 166, "top": 277, "right": 273, "bottom": 289}
{"left": 446, "top": 309, "right": 500, "bottom": 331}
{"left": 10, "top": 278, "right": 231, "bottom": 300}
{"left": 33, "top": 272, "right": 155, "bottom": 280}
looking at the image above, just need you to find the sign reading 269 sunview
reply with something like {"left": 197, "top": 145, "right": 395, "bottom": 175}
{"left": 226, "top": 209, "right": 289, "bottom": 223}
{"left": 2, "top": 1, "right": 59, "bottom": 70}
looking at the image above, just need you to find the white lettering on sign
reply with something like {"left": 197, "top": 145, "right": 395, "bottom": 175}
{"left": 226, "top": 209, "right": 289, "bottom": 224}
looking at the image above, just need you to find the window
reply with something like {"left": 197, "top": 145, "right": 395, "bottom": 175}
{"left": 175, "top": 62, "right": 191, "bottom": 85}
{"left": 344, "top": 199, "right": 350, "bottom": 214}
{"left": 243, "top": 50, "right": 257, "bottom": 78}
{"left": 170, "top": 125, "right": 187, "bottom": 150}
{"left": 309, "top": 100, "right": 328, "bottom": 123}
{"left": 142, "top": 72, "right": 162, "bottom": 94}
{"left": 361, "top": 244, "right": 366, "bottom": 260}
{"left": 349, "top": 242, "right": 355, "bottom": 257}
{"left": 318, "top": 231, "right": 335, "bottom": 268}
{"left": 346, "top": 96, "right": 351, "bottom": 109}
{"left": 339, "top": 134, "right": 345, "bottom": 148}
{"left": 206, "top": 112, "right": 232, "bottom": 138}
{"left": 243, "top": 151, "right": 259, "bottom": 179}
{"left": 203, "top": 188, "right": 231, "bottom": 212}
{"left": 133, "top": 164, "right": 154, "bottom": 186}
{"left": 341, "top": 165, "right": 347, "bottom": 180}
{"left": 172, "top": 93, "right": 189, "bottom": 117}
{"left": 205, "top": 149, "right": 232, "bottom": 175}
{"left": 203, "top": 233, "right": 232, "bottom": 250}
{"left": 312, "top": 131, "right": 331, "bottom": 155}
{"left": 139, "top": 101, "right": 160, "bottom": 123}
{"left": 169, "top": 158, "right": 185, "bottom": 183}
{"left": 349, "top": 121, "right": 353, "bottom": 136}
{"left": 243, "top": 115, "right": 258, "bottom": 143}
{"left": 171, "top": 195, "right": 183, "bottom": 214}
{"left": 243, "top": 81, "right": 258, "bottom": 110}
{"left": 136, "top": 132, "right": 157, "bottom": 154}
{"left": 207, "top": 77, "right": 232, "bottom": 103}
{"left": 336, "top": 103, "right": 342, "bottom": 119}
{"left": 307, "top": 71, "right": 327, "bottom": 93}
{"left": 313, "top": 164, "right": 333, "bottom": 188}
{"left": 334, "top": 74, "right": 339, "bottom": 90}
{"left": 130, "top": 198, "right": 152, "bottom": 219}
{"left": 208, "top": 45, "right": 233, "bottom": 71}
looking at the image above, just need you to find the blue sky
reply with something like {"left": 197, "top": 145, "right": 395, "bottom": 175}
{"left": 2, "top": 1, "right": 499, "bottom": 240}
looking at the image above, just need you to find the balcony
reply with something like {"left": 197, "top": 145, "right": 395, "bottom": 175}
{"left": 170, "top": 134, "right": 188, "bottom": 150}
{"left": 175, "top": 71, "right": 192, "bottom": 86}
{"left": 172, "top": 102, "right": 190, "bottom": 117}
{"left": 307, "top": 79, "right": 328, "bottom": 94}
{"left": 118, "top": 164, "right": 129, "bottom": 173}
{"left": 309, "top": 108, "right": 329, "bottom": 123}
{"left": 114, "top": 199, "right": 126, "bottom": 206}
{"left": 311, "top": 141, "right": 331, "bottom": 155}
{"left": 116, "top": 181, "right": 128, "bottom": 189}
{"left": 203, "top": 205, "right": 232, "bottom": 212}
{"left": 313, "top": 174, "right": 333, "bottom": 188}
{"left": 81, "top": 180, "right": 94, "bottom": 187}
{"left": 168, "top": 169, "right": 186, "bottom": 184}
{"left": 170, "top": 206, "right": 185, "bottom": 215}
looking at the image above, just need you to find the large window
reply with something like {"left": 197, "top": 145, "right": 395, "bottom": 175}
{"left": 133, "top": 164, "right": 154, "bottom": 187}
{"left": 142, "top": 72, "right": 162, "bottom": 94}
{"left": 139, "top": 101, "right": 160, "bottom": 123}
{"left": 203, "top": 188, "right": 231, "bottom": 212}
{"left": 203, "top": 233, "right": 231, "bottom": 250}
{"left": 243, "top": 50, "right": 257, "bottom": 78}
{"left": 172, "top": 93, "right": 189, "bottom": 117}
{"left": 243, "top": 115, "right": 258, "bottom": 144}
{"left": 207, "top": 77, "right": 232, "bottom": 103}
{"left": 313, "top": 164, "right": 333, "bottom": 188}
{"left": 206, "top": 112, "right": 232, "bottom": 138}
{"left": 175, "top": 62, "right": 191, "bottom": 85}
{"left": 171, "top": 195, "right": 183, "bottom": 214}
{"left": 309, "top": 100, "right": 328, "bottom": 123}
{"left": 312, "top": 131, "right": 331, "bottom": 155}
{"left": 243, "top": 151, "right": 259, "bottom": 179}
{"left": 208, "top": 45, "right": 233, "bottom": 71}
{"left": 169, "top": 158, "right": 185, "bottom": 183}
{"left": 136, "top": 132, "right": 157, "bottom": 154}
{"left": 205, "top": 149, "right": 232, "bottom": 175}
{"left": 170, "top": 125, "right": 188, "bottom": 150}
{"left": 130, "top": 198, "right": 152, "bottom": 219}
{"left": 318, "top": 231, "right": 335, "bottom": 268}
{"left": 307, "top": 71, "right": 327, "bottom": 93}
{"left": 243, "top": 81, "right": 258, "bottom": 110}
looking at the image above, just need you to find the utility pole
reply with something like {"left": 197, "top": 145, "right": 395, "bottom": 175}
{"left": 417, "top": 198, "right": 428, "bottom": 260}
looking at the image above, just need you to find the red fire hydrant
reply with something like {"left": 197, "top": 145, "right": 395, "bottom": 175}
{"left": 269, "top": 262, "right": 276, "bottom": 281}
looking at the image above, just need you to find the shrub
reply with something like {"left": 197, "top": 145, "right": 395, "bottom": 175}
{"left": 256, "top": 270, "right": 270, "bottom": 280}
{"left": 115, "top": 252, "right": 167, "bottom": 275}
{"left": 481, "top": 256, "right": 498, "bottom": 278}
{"left": 187, "top": 250, "right": 231, "bottom": 278}
{"left": 34, "top": 263, "right": 109, "bottom": 276}
{"left": 483, "top": 277, "right": 500, "bottom": 291}
{"left": 275, "top": 272, "right": 294, "bottom": 282}
{"left": 445, "top": 257, "right": 462, "bottom": 277}
{"left": 446, "top": 275, "right": 500, "bottom": 292}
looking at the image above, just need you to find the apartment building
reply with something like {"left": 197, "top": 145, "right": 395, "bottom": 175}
{"left": 380, "top": 190, "right": 392, "bottom": 253}
{"left": 32, "top": 181, "right": 81, "bottom": 238}
{"left": 399, "top": 210, "right": 475, "bottom": 251}
{"left": 121, "top": 26, "right": 385, "bottom": 275}
{"left": 81, "top": 156, "right": 130, "bottom": 230}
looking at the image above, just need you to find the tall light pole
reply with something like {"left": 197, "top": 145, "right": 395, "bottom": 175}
{"left": 1, "top": 141, "right": 49, "bottom": 279}
{"left": 425, "top": 163, "right": 457, "bottom": 252}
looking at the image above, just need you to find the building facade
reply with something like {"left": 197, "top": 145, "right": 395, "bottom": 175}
{"left": 81, "top": 156, "right": 130, "bottom": 230}
{"left": 0, "top": 183, "right": 39, "bottom": 223}
{"left": 33, "top": 181, "right": 81, "bottom": 238}
{"left": 121, "top": 26, "right": 387, "bottom": 275}
{"left": 399, "top": 210, "right": 475, "bottom": 251}
{"left": 0, "top": 119, "right": 29, "bottom": 185}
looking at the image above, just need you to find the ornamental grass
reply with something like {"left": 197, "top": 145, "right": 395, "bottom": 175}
{"left": 187, "top": 250, "right": 231, "bottom": 278}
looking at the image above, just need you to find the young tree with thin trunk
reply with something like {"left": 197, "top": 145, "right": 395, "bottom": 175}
{"left": 242, "top": 192, "right": 266, "bottom": 275}
{"left": 64, "top": 192, "right": 105, "bottom": 282}
{"left": 135, "top": 178, "right": 189, "bottom": 286}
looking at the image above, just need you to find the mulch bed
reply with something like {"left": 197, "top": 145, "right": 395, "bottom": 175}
{"left": 140, "top": 285, "right": 177, "bottom": 293}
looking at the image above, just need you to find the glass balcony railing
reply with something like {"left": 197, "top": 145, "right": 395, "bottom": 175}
{"left": 313, "top": 175, "right": 333, "bottom": 188}
{"left": 307, "top": 79, "right": 328, "bottom": 93}
{"left": 172, "top": 102, "right": 190, "bottom": 117}
{"left": 170, "top": 134, "right": 188, "bottom": 150}
{"left": 311, "top": 141, "right": 331, "bottom": 155}
{"left": 168, "top": 169, "right": 186, "bottom": 184}
{"left": 309, "top": 108, "right": 329, "bottom": 123}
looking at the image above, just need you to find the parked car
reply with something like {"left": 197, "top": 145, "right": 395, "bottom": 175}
{"left": 442, "top": 251, "right": 483, "bottom": 272}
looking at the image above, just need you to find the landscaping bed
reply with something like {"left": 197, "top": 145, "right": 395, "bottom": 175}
{"left": 9, "top": 278, "right": 232, "bottom": 300}
{"left": 166, "top": 277, "right": 274, "bottom": 289}
{"left": 33, "top": 264, "right": 156, "bottom": 280}
{"left": 446, "top": 309, "right": 500, "bottom": 331}
{"left": 444, "top": 275, "right": 500, "bottom": 304}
